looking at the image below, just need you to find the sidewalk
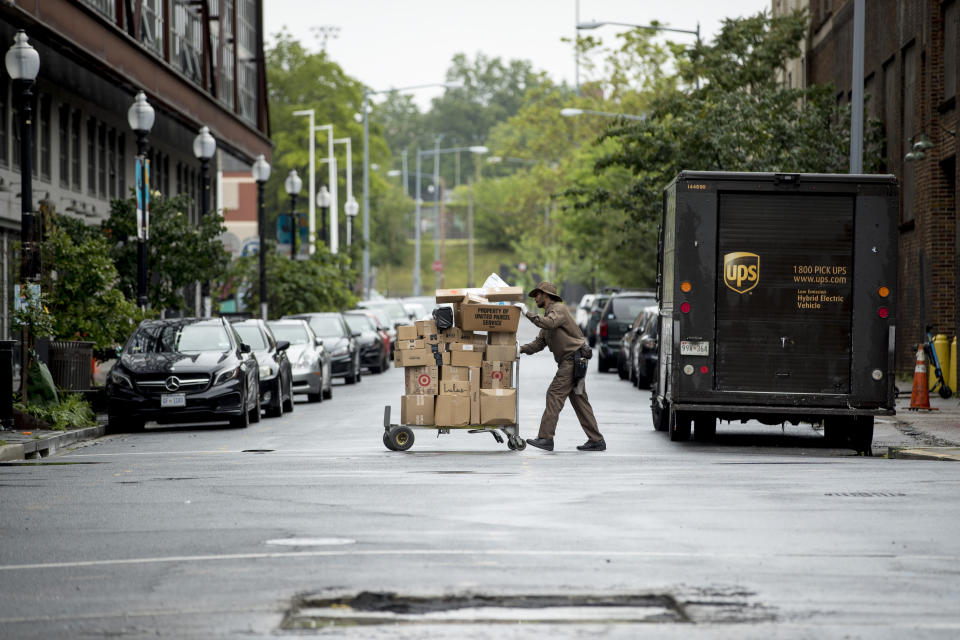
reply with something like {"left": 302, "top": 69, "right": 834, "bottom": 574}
{"left": 0, "top": 420, "right": 106, "bottom": 462}
{"left": 885, "top": 392, "right": 960, "bottom": 461}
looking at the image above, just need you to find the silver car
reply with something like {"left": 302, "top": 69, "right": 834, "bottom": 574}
{"left": 267, "top": 319, "right": 332, "bottom": 402}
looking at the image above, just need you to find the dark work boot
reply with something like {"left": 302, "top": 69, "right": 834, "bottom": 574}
{"left": 577, "top": 439, "right": 606, "bottom": 451}
{"left": 526, "top": 437, "right": 554, "bottom": 451}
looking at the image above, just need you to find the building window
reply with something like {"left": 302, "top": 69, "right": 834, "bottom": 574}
{"left": 219, "top": 0, "right": 235, "bottom": 110}
{"left": 108, "top": 128, "right": 117, "bottom": 199}
{"left": 141, "top": 0, "right": 164, "bottom": 56}
{"left": 945, "top": 0, "right": 957, "bottom": 101}
{"left": 0, "top": 76, "right": 7, "bottom": 167}
{"left": 97, "top": 123, "right": 106, "bottom": 197}
{"left": 238, "top": 62, "right": 257, "bottom": 123}
{"left": 58, "top": 103, "right": 69, "bottom": 187}
{"left": 172, "top": 1, "right": 203, "bottom": 84}
{"left": 176, "top": 161, "right": 183, "bottom": 196}
{"left": 80, "top": 0, "right": 116, "bottom": 19}
{"left": 87, "top": 117, "right": 96, "bottom": 195}
{"left": 39, "top": 94, "right": 51, "bottom": 182}
{"left": 71, "top": 109, "right": 81, "bottom": 190}
{"left": 118, "top": 132, "right": 126, "bottom": 197}
{"left": 237, "top": 0, "right": 257, "bottom": 123}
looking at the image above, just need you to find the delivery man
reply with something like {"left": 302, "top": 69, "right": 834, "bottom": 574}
{"left": 520, "top": 281, "right": 605, "bottom": 451}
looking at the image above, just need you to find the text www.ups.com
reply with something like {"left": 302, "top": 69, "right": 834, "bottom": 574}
{"left": 793, "top": 274, "right": 848, "bottom": 285}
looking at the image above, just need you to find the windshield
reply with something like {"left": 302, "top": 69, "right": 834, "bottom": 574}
{"left": 370, "top": 302, "right": 407, "bottom": 322}
{"left": 344, "top": 315, "right": 374, "bottom": 333}
{"left": 308, "top": 317, "right": 345, "bottom": 338}
{"left": 610, "top": 297, "right": 656, "bottom": 320}
{"left": 269, "top": 324, "right": 311, "bottom": 345}
{"left": 591, "top": 296, "right": 610, "bottom": 312}
{"left": 234, "top": 325, "right": 267, "bottom": 350}
{"left": 126, "top": 324, "right": 231, "bottom": 354}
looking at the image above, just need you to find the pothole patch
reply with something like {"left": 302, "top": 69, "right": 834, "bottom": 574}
{"left": 281, "top": 591, "right": 687, "bottom": 629}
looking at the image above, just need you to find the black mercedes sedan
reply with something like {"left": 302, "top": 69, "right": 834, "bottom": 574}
{"left": 232, "top": 318, "right": 294, "bottom": 418}
{"left": 106, "top": 317, "right": 261, "bottom": 432}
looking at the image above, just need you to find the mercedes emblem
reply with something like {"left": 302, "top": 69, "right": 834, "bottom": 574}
{"left": 164, "top": 376, "right": 181, "bottom": 392}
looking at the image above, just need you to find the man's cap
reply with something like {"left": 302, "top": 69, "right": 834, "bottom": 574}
{"left": 527, "top": 281, "right": 562, "bottom": 301}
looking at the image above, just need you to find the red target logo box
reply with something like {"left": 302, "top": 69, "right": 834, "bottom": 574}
{"left": 404, "top": 365, "right": 439, "bottom": 395}
{"left": 481, "top": 361, "right": 513, "bottom": 389}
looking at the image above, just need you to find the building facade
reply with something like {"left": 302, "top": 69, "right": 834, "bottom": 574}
{"left": 0, "top": 0, "right": 271, "bottom": 333}
{"left": 775, "top": 0, "right": 959, "bottom": 374}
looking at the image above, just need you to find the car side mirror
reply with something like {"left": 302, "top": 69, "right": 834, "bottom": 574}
{"left": 315, "top": 337, "right": 324, "bottom": 346}
{"left": 276, "top": 340, "right": 290, "bottom": 352}
{"left": 240, "top": 343, "right": 252, "bottom": 354}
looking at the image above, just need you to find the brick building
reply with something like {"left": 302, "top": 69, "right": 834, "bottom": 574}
{"left": 0, "top": 0, "right": 271, "bottom": 333}
{"left": 775, "top": 0, "right": 959, "bottom": 373}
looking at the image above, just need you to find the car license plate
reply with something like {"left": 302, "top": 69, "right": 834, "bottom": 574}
{"left": 680, "top": 340, "right": 709, "bottom": 356}
{"left": 161, "top": 393, "right": 186, "bottom": 408}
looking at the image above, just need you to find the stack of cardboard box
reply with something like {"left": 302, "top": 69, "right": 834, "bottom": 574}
{"left": 398, "top": 286, "right": 525, "bottom": 427}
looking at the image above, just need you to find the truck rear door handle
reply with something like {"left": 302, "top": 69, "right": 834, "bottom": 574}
{"left": 775, "top": 371, "right": 791, "bottom": 378}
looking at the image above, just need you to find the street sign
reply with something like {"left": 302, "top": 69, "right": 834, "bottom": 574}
{"left": 431, "top": 260, "right": 443, "bottom": 272}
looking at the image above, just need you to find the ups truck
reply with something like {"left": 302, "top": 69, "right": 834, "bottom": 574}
{"left": 652, "top": 171, "right": 898, "bottom": 453}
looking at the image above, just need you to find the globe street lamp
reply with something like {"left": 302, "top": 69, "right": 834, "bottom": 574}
{"left": 193, "top": 125, "right": 217, "bottom": 316}
{"left": 284, "top": 169, "right": 303, "bottom": 259}
{"left": 344, "top": 196, "right": 359, "bottom": 247}
{"left": 127, "top": 90, "right": 156, "bottom": 310}
{"left": 317, "top": 185, "right": 331, "bottom": 246}
{"left": 251, "top": 154, "right": 271, "bottom": 320}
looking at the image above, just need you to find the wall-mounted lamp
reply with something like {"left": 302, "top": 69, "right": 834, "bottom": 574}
{"left": 905, "top": 134, "right": 935, "bottom": 162}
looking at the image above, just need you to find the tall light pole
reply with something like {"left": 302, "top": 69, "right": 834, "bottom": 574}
{"left": 345, "top": 196, "right": 359, "bottom": 246}
{"left": 251, "top": 154, "right": 271, "bottom": 320}
{"left": 5, "top": 31, "right": 40, "bottom": 287}
{"left": 362, "top": 81, "right": 461, "bottom": 300}
{"left": 284, "top": 169, "right": 302, "bottom": 260}
{"left": 292, "top": 110, "right": 317, "bottom": 255}
{"left": 334, "top": 136, "right": 358, "bottom": 248}
{"left": 127, "top": 90, "right": 155, "bottom": 310}
{"left": 193, "top": 125, "right": 216, "bottom": 316}
{"left": 314, "top": 123, "right": 338, "bottom": 254}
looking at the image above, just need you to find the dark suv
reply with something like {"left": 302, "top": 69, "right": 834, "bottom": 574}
{"left": 106, "top": 317, "right": 261, "bottom": 432}
{"left": 596, "top": 290, "right": 656, "bottom": 372}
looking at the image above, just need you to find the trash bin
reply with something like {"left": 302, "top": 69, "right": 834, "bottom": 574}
{"left": 48, "top": 341, "right": 94, "bottom": 391}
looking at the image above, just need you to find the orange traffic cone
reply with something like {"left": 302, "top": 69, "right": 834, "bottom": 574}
{"left": 909, "top": 346, "right": 934, "bottom": 411}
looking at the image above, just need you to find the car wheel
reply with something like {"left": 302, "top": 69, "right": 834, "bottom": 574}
{"left": 356, "top": 357, "right": 362, "bottom": 382}
{"left": 250, "top": 388, "right": 262, "bottom": 423}
{"left": 266, "top": 379, "right": 283, "bottom": 418}
{"left": 308, "top": 376, "right": 322, "bottom": 402}
{"left": 617, "top": 353, "right": 628, "bottom": 380}
{"left": 345, "top": 359, "right": 358, "bottom": 385}
{"left": 230, "top": 395, "right": 250, "bottom": 429}
{"left": 282, "top": 375, "right": 295, "bottom": 412}
{"left": 323, "top": 383, "right": 333, "bottom": 400}
{"left": 597, "top": 355, "right": 609, "bottom": 373}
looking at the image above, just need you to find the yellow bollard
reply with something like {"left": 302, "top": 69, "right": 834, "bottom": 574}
{"left": 931, "top": 334, "right": 951, "bottom": 390}
{"left": 949, "top": 336, "right": 958, "bottom": 393}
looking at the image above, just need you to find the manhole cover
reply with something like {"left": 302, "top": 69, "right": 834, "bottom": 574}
{"left": 281, "top": 592, "right": 687, "bottom": 628}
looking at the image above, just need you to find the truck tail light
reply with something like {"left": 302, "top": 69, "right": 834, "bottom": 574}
{"left": 878, "top": 286, "right": 890, "bottom": 298}
{"left": 599, "top": 321, "right": 608, "bottom": 338}
{"left": 878, "top": 307, "right": 889, "bottom": 318}
{"left": 680, "top": 302, "right": 691, "bottom": 313}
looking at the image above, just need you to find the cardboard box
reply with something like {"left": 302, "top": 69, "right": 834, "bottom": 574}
{"left": 401, "top": 394, "right": 435, "bottom": 426}
{"left": 442, "top": 327, "right": 464, "bottom": 341}
{"left": 441, "top": 366, "right": 470, "bottom": 381}
{"left": 435, "top": 394, "right": 471, "bottom": 426}
{"left": 482, "top": 361, "right": 513, "bottom": 389}
{"left": 480, "top": 388, "right": 516, "bottom": 425}
{"left": 488, "top": 332, "right": 517, "bottom": 346}
{"left": 395, "top": 347, "right": 449, "bottom": 367}
{"left": 447, "top": 342, "right": 482, "bottom": 352}
{"left": 470, "top": 373, "right": 481, "bottom": 424}
{"left": 435, "top": 288, "right": 483, "bottom": 303}
{"left": 397, "top": 339, "right": 424, "bottom": 351}
{"left": 463, "top": 292, "right": 489, "bottom": 305}
{"left": 397, "top": 325, "right": 418, "bottom": 341}
{"left": 460, "top": 304, "right": 521, "bottom": 332}
{"left": 450, "top": 350, "right": 483, "bottom": 368}
{"left": 483, "top": 285, "right": 526, "bottom": 302}
{"left": 423, "top": 333, "right": 440, "bottom": 346}
{"left": 439, "top": 379, "right": 470, "bottom": 396}
{"left": 415, "top": 319, "right": 438, "bottom": 336}
{"left": 485, "top": 344, "right": 517, "bottom": 362}
{"left": 404, "top": 365, "right": 439, "bottom": 395}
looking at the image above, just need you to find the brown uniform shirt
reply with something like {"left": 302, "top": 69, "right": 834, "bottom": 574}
{"left": 520, "top": 300, "right": 587, "bottom": 363}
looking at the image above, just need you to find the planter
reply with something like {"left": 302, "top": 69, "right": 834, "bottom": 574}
{"left": 48, "top": 341, "right": 94, "bottom": 391}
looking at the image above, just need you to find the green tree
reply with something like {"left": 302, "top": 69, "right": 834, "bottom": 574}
{"left": 103, "top": 193, "right": 231, "bottom": 312}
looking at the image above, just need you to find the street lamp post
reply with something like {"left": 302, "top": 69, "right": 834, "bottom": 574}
{"left": 193, "top": 125, "right": 216, "bottom": 316}
{"left": 127, "top": 90, "right": 156, "bottom": 310}
{"left": 284, "top": 169, "right": 303, "bottom": 260}
{"left": 317, "top": 185, "right": 331, "bottom": 246}
{"left": 314, "top": 123, "right": 338, "bottom": 254}
{"left": 292, "top": 109, "right": 317, "bottom": 255}
{"left": 334, "top": 137, "right": 358, "bottom": 248}
{"left": 362, "top": 81, "right": 461, "bottom": 300}
{"left": 345, "top": 197, "right": 359, "bottom": 247}
{"left": 5, "top": 31, "right": 40, "bottom": 287}
{"left": 251, "top": 154, "right": 271, "bottom": 320}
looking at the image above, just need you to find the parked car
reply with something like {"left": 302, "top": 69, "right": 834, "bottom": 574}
{"left": 343, "top": 311, "right": 390, "bottom": 374}
{"left": 358, "top": 299, "right": 412, "bottom": 357}
{"left": 585, "top": 294, "right": 613, "bottom": 347}
{"left": 596, "top": 290, "right": 657, "bottom": 372}
{"left": 362, "top": 305, "right": 397, "bottom": 358}
{"left": 632, "top": 307, "right": 660, "bottom": 389}
{"left": 402, "top": 301, "right": 430, "bottom": 322}
{"left": 268, "top": 319, "right": 332, "bottom": 401}
{"left": 617, "top": 307, "right": 655, "bottom": 380}
{"left": 232, "top": 318, "right": 293, "bottom": 418}
{"left": 106, "top": 317, "right": 260, "bottom": 432}
{"left": 575, "top": 294, "right": 596, "bottom": 334}
{"left": 284, "top": 312, "right": 361, "bottom": 384}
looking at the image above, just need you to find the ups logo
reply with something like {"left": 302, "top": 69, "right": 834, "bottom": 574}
{"left": 724, "top": 252, "right": 760, "bottom": 293}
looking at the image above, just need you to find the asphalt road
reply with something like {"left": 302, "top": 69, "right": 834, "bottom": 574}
{"left": 2, "top": 320, "right": 959, "bottom": 638}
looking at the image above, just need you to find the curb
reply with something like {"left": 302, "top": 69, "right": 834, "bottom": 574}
{"left": 888, "top": 446, "right": 960, "bottom": 461}
{"left": 0, "top": 425, "right": 105, "bottom": 462}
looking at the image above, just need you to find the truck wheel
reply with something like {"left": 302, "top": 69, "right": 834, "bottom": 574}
{"left": 850, "top": 416, "right": 874, "bottom": 456}
{"left": 651, "top": 399, "right": 669, "bottom": 432}
{"left": 693, "top": 415, "right": 717, "bottom": 441}
{"left": 669, "top": 409, "right": 691, "bottom": 441}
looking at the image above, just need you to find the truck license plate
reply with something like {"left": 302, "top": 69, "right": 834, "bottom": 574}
{"left": 161, "top": 393, "right": 186, "bottom": 408}
{"left": 680, "top": 340, "right": 709, "bottom": 356}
